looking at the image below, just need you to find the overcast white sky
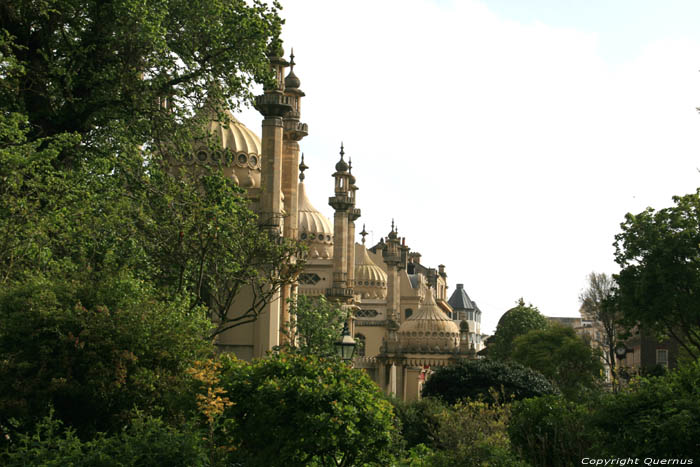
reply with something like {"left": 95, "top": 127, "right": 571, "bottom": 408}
{"left": 237, "top": 0, "right": 700, "bottom": 334}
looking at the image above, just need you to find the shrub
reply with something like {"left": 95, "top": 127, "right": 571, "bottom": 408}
{"left": 509, "top": 395, "right": 595, "bottom": 467}
{"left": 422, "top": 359, "right": 559, "bottom": 404}
{"left": 391, "top": 397, "right": 446, "bottom": 449}
{"left": 217, "top": 353, "right": 399, "bottom": 466}
{"left": 590, "top": 360, "right": 700, "bottom": 458}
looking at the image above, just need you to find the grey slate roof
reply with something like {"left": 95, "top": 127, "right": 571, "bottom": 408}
{"left": 407, "top": 274, "right": 420, "bottom": 289}
{"left": 448, "top": 284, "right": 476, "bottom": 311}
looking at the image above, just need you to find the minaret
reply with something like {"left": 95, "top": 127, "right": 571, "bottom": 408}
{"left": 383, "top": 220, "right": 402, "bottom": 323}
{"left": 346, "top": 158, "right": 361, "bottom": 289}
{"left": 279, "top": 50, "right": 308, "bottom": 343}
{"left": 327, "top": 144, "right": 354, "bottom": 303}
{"left": 252, "top": 43, "right": 292, "bottom": 357}
{"left": 282, "top": 49, "right": 308, "bottom": 241}
{"left": 255, "top": 43, "right": 292, "bottom": 233}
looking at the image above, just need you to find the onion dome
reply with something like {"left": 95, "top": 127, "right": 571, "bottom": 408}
{"left": 355, "top": 247, "right": 387, "bottom": 299}
{"left": 335, "top": 143, "right": 349, "bottom": 172}
{"left": 285, "top": 50, "right": 301, "bottom": 90}
{"left": 398, "top": 288, "right": 460, "bottom": 352}
{"left": 206, "top": 110, "right": 262, "bottom": 188}
{"left": 298, "top": 181, "right": 333, "bottom": 259}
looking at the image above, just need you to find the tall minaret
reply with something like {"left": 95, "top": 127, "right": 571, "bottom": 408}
{"left": 327, "top": 144, "right": 354, "bottom": 303}
{"left": 253, "top": 44, "right": 292, "bottom": 357}
{"left": 279, "top": 50, "right": 308, "bottom": 342}
{"left": 346, "top": 158, "right": 360, "bottom": 289}
{"left": 383, "top": 220, "right": 402, "bottom": 323}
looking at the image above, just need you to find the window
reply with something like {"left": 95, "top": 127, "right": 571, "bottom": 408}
{"left": 405, "top": 308, "right": 413, "bottom": 319}
{"left": 468, "top": 311, "right": 474, "bottom": 321}
{"left": 656, "top": 349, "right": 668, "bottom": 367}
{"left": 355, "top": 334, "right": 366, "bottom": 357}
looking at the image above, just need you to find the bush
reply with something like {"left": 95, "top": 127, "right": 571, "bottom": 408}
{"left": 509, "top": 395, "right": 595, "bottom": 467}
{"left": 1, "top": 412, "right": 208, "bottom": 466}
{"left": 391, "top": 397, "right": 446, "bottom": 449}
{"left": 590, "top": 360, "right": 700, "bottom": 458}
{"left": 217, "top": 353, "right": 399, "bottom": 466}
{"left": 422, "top": 359, "right": 559, "bottom": 404}
{"left": 0, "top": 274, "right": 213, "bottom": 439}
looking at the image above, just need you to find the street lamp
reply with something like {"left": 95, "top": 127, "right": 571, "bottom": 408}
{"left": 334, "top": 322, "right": 356, "bottom": 362}
{"left": 615, "top": 343, "right": 628, "bottom": 360}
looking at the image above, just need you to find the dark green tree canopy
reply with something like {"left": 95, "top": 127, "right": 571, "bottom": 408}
{"left": 614, "top": 190, "right": 700, "bottom": 359}
{"left": 422, "top": 359, "right": 559, "bottom": 405}
{"left": 485, "top": 298, "right": 549, "bottom": 360}
{"left": 512, "top": 325, "right": 603, "bottom": 399}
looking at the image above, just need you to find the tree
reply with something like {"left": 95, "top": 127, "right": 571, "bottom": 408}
{"left": 511, "top": 325, "right": 604, "bottom": 399}
{"left": 0, "top": 273, "right": 214, "bottom": 439}
{"left": 579, "top": 272, "right": 621, "bottom": 380}
{"left": 280, "top": 295, "right": 347, "bottom": 357}
{"left": 614, "top": 190, "right": 700, "bottom": 359}
{"left": 216, "top": 353, "right": 399, "bottom": 467}
{"left": 0, "top": 0, "right": 302, "bottom": 337}
{"left": 422, "top": 359, "right": 559, "bottom": 405}
{"left": 485, "top": 298, "right": 549, "bottom": 360}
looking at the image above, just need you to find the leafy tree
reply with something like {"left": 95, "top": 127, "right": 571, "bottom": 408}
{"left": 579, "top": 272, "right": 621, "bottom": 380}
{"left": 485, "top": 298, "right": 549, "bottom": 360}
{"left": 217, "top": 353, "right": 399, "bottom": 467}
{"left": 391, "top": 397, "right": 446, "bottom": 449}
{"left": 280, "top": 295, "right": 347, "bottom": 357}
{"left": 512, "top": 325, "right": 604, "bottom": 399}
{"left": 0, "top": 273, "right": 213, "bottom": 439}
{"left": 1, "top": 0, "right": 302, "bottom": 337}
{"left": 614, "top": 190, "right": 700, "bottom": 359}
{"left": 422, "top": 359, "right": 559, "bottom": 404}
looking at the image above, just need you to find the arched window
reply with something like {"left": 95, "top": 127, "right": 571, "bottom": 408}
{"left": 355, "top": 334, "right": 366, "bottom": 357}
{"left": 405, "top": 308, "right": 413, "bottom": 319}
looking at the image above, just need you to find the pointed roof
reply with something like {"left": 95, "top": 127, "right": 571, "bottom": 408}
{"left": 298, "top": 182, "right": 334, "bottom": 239}
{"left": 448, "top": 284, "right": 475, "bottom": 311}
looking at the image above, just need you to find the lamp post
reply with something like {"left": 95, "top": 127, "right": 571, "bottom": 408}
{"left": 614, "top": 343, "right": 628, "bottom": 392}
{"left": 334, "top": 322, "right": 356, "bottom": 363}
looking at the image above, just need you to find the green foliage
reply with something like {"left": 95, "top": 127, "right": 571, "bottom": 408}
{"left": 509, "top": 396, "right": 595, "bottom": 467}
{"left": 391, "top": 396, "right": 446, "bottom": 449}
{"left": 589, "top": 360, "right": 700, "bottom": 458}
{"left": 579, "top": 272, "right": 621, "bottom": 374}
{"left": 1, "top": 0, "right": 282, "bottom": 162}
{"left": 512, "top": 325, "right": 604, "bottom": 399}
{"left": 427, "top": 398, "right": 529, "bottom": 467}
{"left": 1, "top": 411, "right": 208, "bottom": 466}
{"left": 422, "top": 359, "right": 559, "bottom": 404}
{"left": 0, "top": 274, "right": 213, "bottom": 438}
{"left": 217, "top": 353, "right": 398, "bottom": 467}
{"left": 486, "top": 298, "right": 549, "bottom": 360}
{"left": 614, "top": 190, "right": 700, "bottom": 358}
{"left": 280, "top": 295, "right": 347, "bottom": 357}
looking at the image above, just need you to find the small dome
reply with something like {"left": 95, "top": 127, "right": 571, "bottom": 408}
{"left": 298, "top": 182, "right": 333, "bottom": 259}
{"left": 355, "top": 246, "right": 387, "bottom": 299}
{"left": 208, "top": 110, "right": 261, "bottom": 155}
{"left": 335, "top": 157, "right": 349, "bottom": 173}
{"left": 285, "top": 69, "right": 300, "bottom": 89}
{"left": 398, "top": 288, "right": 460, "bottom": 352}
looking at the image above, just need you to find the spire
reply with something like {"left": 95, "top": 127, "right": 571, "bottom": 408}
{"left": 284, "top": 48, "right": 301, "bottom": 90}
{"left": 391, "top": 219, "right": 395, "bottom": 232}
{"left": 299, "top": 153, "right": 308, "bottom": 182}
{"left": 335, "top": 142, "right": 349, "bottom": 172}
{"left": 360, "top": 224, "right": 368, "bottom": 245}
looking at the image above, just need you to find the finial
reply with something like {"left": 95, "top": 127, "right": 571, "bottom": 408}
{"left": 335, "top": 143, "right": 349, "bottom": 172}
{"left": 299, "top": 153, "right": 308, "bottom": 182}
{"left": 348, "top": 157, "right": 352, "bottom": 172}
{"left": 340, "top": 142, "right": 345, "bottom": 159}
{"left": 360, "top": 224, "right": 368, "bottom": 245}
{"left": 289, "top": 48, "right": 295, "bottom": 69}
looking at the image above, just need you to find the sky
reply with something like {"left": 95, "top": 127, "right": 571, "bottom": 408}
{"left": 237, "top": 0, "right": 700, "bottom": 335}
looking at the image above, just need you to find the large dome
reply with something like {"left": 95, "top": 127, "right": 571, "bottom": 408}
{"left": 355, "top": 246, "right": 387, "bottom": 299}
{"left": 398, "top": 288, "right": 460, "bottom": 352}
{"left": 298, "top": 182, "right": 333, "bottom": 259}
{"left": 207, "top": 110, "right": 262, "bottom": 188}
